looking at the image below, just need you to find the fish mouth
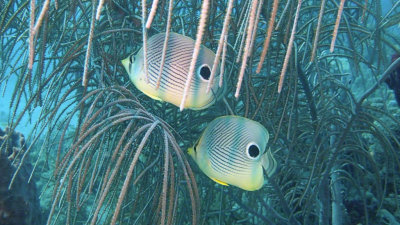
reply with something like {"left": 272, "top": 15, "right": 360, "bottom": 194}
{"left": 187, "top": 147, "right": 195, "bottom": 157}
{"left": 121, "top": 57, "right": 130, "bottom": 73}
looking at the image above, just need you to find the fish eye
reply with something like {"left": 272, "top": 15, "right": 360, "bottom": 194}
{"left": 246, "top": 142, "right": 260, "bottom": 159}
{"left": 198, "top": 64, "right": 211, "bottom": 81}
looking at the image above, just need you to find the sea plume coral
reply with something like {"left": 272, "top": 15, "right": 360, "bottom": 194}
{"left": 46, "top": 86, "right": 199, "bottom": 225}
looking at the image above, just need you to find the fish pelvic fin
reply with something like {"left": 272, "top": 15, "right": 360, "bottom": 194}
{"left": 142, "top": 91, "right": 163, "bottom": 102}
{"left": 211, "top": 177, "right": 229, "bottom": 186}
{"left": 262, "top": 148, "right": 277, "bottom": 177}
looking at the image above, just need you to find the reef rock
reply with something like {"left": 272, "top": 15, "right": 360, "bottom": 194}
{"left": 0, "top": 127, "right": 42, "bottom": 225}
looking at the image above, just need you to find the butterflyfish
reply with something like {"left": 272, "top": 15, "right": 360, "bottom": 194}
{"left": 188, "top": 116, "right": 277, "bottom": 191}
{"left": 121, "top": 32, "right": 225, "bottom": 110}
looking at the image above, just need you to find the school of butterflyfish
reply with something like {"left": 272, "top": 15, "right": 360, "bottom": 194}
{"left": 122, "top": 33, "right": 277, "bottom": 191}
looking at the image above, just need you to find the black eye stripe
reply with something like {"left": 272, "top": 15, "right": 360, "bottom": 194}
{"left": 193, "top": 138, "right": 200, "bottom": 152}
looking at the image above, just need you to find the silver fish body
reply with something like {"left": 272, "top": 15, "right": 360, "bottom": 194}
{"left": 122, "top": 32, "right": 225, "bottom": 110}
{"left": 188, "top": 116, "right": 277, "bottom": 191}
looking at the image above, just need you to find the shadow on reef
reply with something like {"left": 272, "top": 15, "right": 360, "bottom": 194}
{"left": 0, "top": 127, "right": 42, "bottom": 225}
{"left": 385, "top": 54, "right": 400, "bottom": 107}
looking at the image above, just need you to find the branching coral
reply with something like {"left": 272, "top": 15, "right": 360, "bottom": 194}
{"left": 45, "top": 86, "right": 199, "bottom": 225}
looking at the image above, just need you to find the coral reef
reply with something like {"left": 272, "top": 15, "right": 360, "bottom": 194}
{"left": 0, "top": 127, "right": 42, "bottom": 225}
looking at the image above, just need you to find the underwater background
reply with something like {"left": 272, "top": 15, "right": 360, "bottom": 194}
{"left": 1, "top": 0, "right": 400, "bottom": 224}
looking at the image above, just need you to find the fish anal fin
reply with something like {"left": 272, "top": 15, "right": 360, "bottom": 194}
{"left": 211, "top": 177, "right": 229, "bottom": 186}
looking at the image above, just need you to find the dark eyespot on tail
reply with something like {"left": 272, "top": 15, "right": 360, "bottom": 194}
{"left": 247, "top": 144, "right": 260, "bottom": 158}
{"left": 199, "top": 64, "right": 211, "bottom": 80}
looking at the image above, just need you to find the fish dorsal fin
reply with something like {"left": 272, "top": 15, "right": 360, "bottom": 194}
{"left": 211, "top": 177, "right": 229, "bottom": 186}
{"left": 261, "top": 148, "right": 277, "bottom": 177}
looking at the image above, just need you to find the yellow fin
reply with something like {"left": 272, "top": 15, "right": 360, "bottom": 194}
{"left": 138, "top": 87, "right": 163, "bottom": 102}
{"left": 211, "top": 177, "right": 229, "bottom": 186}
{"left": 145, "top": 93, "right": 163, "bottom": 102}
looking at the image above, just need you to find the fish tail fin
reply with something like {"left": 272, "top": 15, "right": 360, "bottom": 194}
{"left": 262, "top": 148, "right": 277, "bottom": 177}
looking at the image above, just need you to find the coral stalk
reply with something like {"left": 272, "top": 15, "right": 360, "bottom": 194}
{"left": 248, "top": 0, "right": 264, "bottom": 57}
{"left": 220, "top": 34, "right": 227, "bottom": 87}
{"left": 311, "top": 0, "right": 326, "bottom": 62}
{"left": 146, "top": 0, "right": 160, "bottom": 28}
{"left": 95, "top": 0, "right": 105, "bottom": 20}
{"left": 156, "top": 0, "right": 174, "bottom": 89}
{"left": 330, "top": 0, "right": 346, "bottom": 53}
{"left": 33, "top": 0, "right": 50, "bottom": 35}
{"left": 256, "top": 0, "right": 279, "bottom": 73}
{"left": 142, "top": 0, "right": 149, "bottom": 83}
{"left": 277, "top": 0, "right": 302, "bottom": 93}
{"left": 82, "top": 0, "right": 96, "bottom": 87}
{"left": 110, "top": 121, "right": 159, "bottom": 225}
{"left": 160, "top": 131, "right": 170, "bottom": 225}
{"left": 206, "top": 0, "right": 234, "bottom": 93}
{"left": 234, "top": 0, "right": 259, "bottom": 99}
{"left": 179, "top": 0, "right": 210, "bottom": 111}
{"left": 28, "top": 0, "right": 35, "bottom": 70}
{"left": 90, "top": 123, "right": 147, "bottom": 225}
{"left": 235, "top": 2, "right": 250, "bottom": 63}
{"left": 275, "top": 0, "right": 291, "bottom": 31}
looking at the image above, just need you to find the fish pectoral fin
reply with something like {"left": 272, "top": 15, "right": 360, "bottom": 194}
{"left": 211, "top": 177, "right": 229, "bottom": 186}
{"left": 262, "top": 148, "right": 277, "bottom": 177}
